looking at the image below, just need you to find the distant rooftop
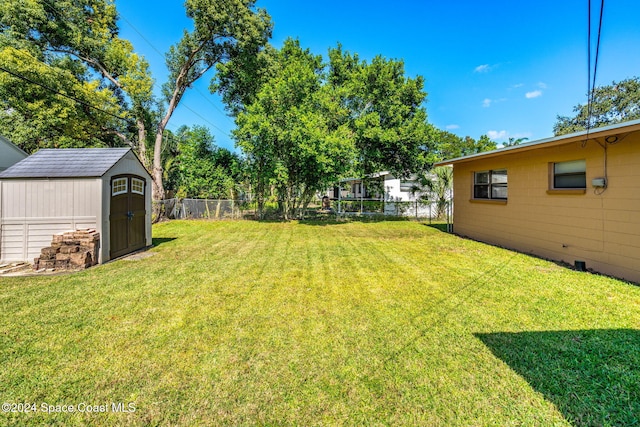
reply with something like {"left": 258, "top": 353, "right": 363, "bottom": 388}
{"left": 0, "top": 148, "right": 132, "bottom": 178}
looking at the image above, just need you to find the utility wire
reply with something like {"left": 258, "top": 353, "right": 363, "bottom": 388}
{"left": 181, "top": 103, "right": 231, "bottom": 136}
{"left": 586, "top": 0, "right": 605, "bottom": 135}
{"left": 118, "top": 13, "right": 235, "bottom": 126}
{"left": 0, "top": 65, "right": 134, "bottom": 124}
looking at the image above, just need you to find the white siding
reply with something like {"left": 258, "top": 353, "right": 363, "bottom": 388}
{"left": 0, "top": 179, "right": 100, "bottom": 263}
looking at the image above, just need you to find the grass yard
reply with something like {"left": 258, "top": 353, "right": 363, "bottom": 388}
{"left": 1, "top": 220, "right": 639, "bottom": 426}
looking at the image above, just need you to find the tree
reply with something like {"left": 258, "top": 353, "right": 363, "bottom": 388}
{"left": 0, "top": 0, "right": 153, "bottom": 153}
{"left": 153, "top": 0, "right": 272, "bottom": 203}
{"left": 1, "top": 0, "right": 272, "bottom": 214}
{"left": 432, "top": 128, "right": 497, "bottom": 160}
{"left": 328, "top": 45, "right": 432, "bottom": 178}
{"left": 502, "top": 137, "right": 528, "bottom": 147}
{"left": 165, "top": 125, "right": 242, "bottom": 199}
{"left": 554, "top": 77, "right": 640, "bottom": 135}
{"left": 421, "top": 166, "right": 453, "bottom": 219}
{"left": 235, "top": 39, "right": 355, "bottom": 219}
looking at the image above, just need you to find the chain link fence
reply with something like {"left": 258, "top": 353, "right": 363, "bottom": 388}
{"left": 154, "top": 198, "right": 451, "bottom": 223}
{"left": 155, "top": 198, "right": 256, "bottom": 220}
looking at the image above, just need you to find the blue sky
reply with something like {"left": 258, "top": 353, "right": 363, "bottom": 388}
{"left": 116, "top": 0, "right": 640, "bottom": 151}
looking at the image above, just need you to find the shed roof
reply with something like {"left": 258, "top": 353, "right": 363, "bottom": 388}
{"left": 435, "top": 118, "right": 640, "bottom": 166}
{"left": 0, "top": 148, "right": 134, "bottom": 179}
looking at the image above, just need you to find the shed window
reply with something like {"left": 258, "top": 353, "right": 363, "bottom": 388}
{"left": 474, "top": 169, "right": 507, "bottom": 199}
{"left": 112, "top": 178, "right": 127, "bottom": 196}
{"left": 553, "top": 160, "right": 586, "bottom": 189}
{"left": 132, "top": 178, "right": 145, "bottom": 195}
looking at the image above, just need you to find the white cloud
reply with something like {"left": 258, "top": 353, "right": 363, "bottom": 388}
{"left": 525, "top": 90, "right": 542, "bottom": 99}
{"left": 474, "top": 64, "right": 490, "bottom": 73}
{"left": 482, "top": 98, "right": 492, "bottom": 108}
{"left": 537, "top": 82, "right": 547, "bottom": 89}
{"left": 511, "top": 83, "right": 524, "bottom": 88}
{"left": 446, "top": 124, "right": 460, "bottom": 130}
{"left": 487, "top": 130, "right": 508, "bottom": 140}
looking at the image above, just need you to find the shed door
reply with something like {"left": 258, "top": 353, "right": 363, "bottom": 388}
{"left": 110, "top": 175, "right": 146, "bottom": 259}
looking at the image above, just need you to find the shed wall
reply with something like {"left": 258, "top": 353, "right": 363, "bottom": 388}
{"left": 451, "top": 132, "right": 640, "bottom": 283}
{"left": 0, "top": 179, "right": 101, "bottom": 262}
{"left": 100, "top": 152, "right": 152, "bottom": 262}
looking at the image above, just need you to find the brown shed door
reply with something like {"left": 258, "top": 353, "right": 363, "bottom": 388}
{"left": 110, "top": 175, "right": 147, "bottom": 259}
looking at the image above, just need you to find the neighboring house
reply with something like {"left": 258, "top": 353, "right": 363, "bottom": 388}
{"left": 0, "top": 135, "right": 28, "bottom": 172}
{"left": 0, "top": 148, "right": 152, "bottom": 264}
{"left": 436, "top": 119, "right": 640, "bottom": 283}
{"left": 326, "top": 171, "right": 438, "bottom": 217}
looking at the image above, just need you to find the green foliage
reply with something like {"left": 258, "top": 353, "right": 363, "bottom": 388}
{"left": 231, "top": 40, "right": 435, "bottom": 219}
{"left": 433, "top": 127, "right": 497, "bottom": 160}
{"left": 0, "top": 46, "right": 122, "bottom": 151}
{"left": 165, "top": 125, "right": 242, "bottom": 199}
{"left": 502, "top": 137, "right": 529, "bottom": 147}
{"left": 554, "top": 77, "right": 640, "bottom": 135}
{"left": 328, "top": 45, "right": 432, "bottom": 177}
{"left": 0, "top": 0, "right": 154, "bottom": 153}
{"left": 151, "top": 0, "right": 272, "bottom": 202}
{"left": 235, "top": 39, "right": 355, "bottom": 219}
{"left": 421, "top": 166, "right": 453, "bottom": 219}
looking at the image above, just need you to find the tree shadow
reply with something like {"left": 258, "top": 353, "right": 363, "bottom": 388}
{"left": 475, "top": 329, "right": 640, "bottom": 426}
{"left": 298, "top": 217, "right": 414, "bottom": 226}
{"left": 151, "top": 237, "right": 177, "bottom": 247}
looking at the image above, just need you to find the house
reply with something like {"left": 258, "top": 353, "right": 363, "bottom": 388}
{"left": 0, "top": 135, "right": 28, "bottom": 172}
{"left": 326, "top": 171, "right": 437, "bottom": 217}
{"left": 0, "top": 148, "right": 152, "bottom": 265}
{"left": 435, "top": 119, "right": 640, "bottom": 283}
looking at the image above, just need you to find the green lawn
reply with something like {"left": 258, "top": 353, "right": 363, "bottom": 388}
{"left": 1, "top": 220, "right": 639, "bottom": 426}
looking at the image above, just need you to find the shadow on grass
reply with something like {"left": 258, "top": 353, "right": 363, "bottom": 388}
{"left": 423, "top": 223, "right": 451, "bottom": 232}
{"left": 152, "top": 237, "right": 177, "bottom": 247}
{"left": 475, "top": 329, "right": 640, "bottom": 426}
{"left": 297, "top": 214, "right": 412, "bottom": 226}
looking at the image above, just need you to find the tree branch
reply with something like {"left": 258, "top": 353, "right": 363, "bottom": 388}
{"left": 48, "top": 47, "right": 122, "bottom": 89}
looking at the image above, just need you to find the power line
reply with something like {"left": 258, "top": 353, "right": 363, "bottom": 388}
{"left": 586, "top": 0, "right": 605, "bottom": 134}
{"left": 181, "top": 103, "right": 232, "bottom": 137}
{"left": 118, "top": 14, "right": 165, "bottom": 58}
{"left": 118, "top": 13, "right": 235, "bottom": 126}
{"left": 0, "top": 65, "right": 134, "bottom": 124}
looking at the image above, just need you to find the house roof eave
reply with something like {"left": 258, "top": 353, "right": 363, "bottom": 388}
{"left": 434, "top": 119, "right": 640, "bottom": 167}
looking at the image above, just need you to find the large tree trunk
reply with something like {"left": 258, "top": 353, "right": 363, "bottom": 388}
{"left": 152, "top": 126, "right": 166, "bottom": 201}
{"left": 137, "top": 118, "right": 149, "bottom": 170}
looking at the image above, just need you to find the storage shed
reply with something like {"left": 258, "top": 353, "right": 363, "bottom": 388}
{"left": 0, "top": 148, "right": 152, "bottom": 264}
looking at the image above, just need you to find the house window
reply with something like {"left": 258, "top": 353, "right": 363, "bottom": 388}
{"left": 112, "top": 177, "right": 127, "bottom": 196}
{"left": 553, "top": 160, "right": 586, "bottom": 189}
{"left": 132, "top": 178, "right": 145, "bottom": 195}
{"left": 400, "top": 180, "right": 416, "bottom": 192}
{"left": 474, "top": 169, "right": 507, "bottom": 199}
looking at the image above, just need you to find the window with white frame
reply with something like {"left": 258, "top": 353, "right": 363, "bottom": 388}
{"left": 400, "top": 180, "right": 416, "bottom": 192}
{"left": 112, "top": 177, "right": 128, "bottom": 196}
{"left": 552, "top": 160, "right": 586, "bottom": 189}
{"left": 474, "top": 169, "right": 507, "bottom": 199}
{"left": 131, "top": 178, "right": 145, "bottom": 195}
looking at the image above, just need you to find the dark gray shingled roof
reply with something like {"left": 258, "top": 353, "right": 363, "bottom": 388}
{"left": 0, "top": 148, "right": 132, "bottom": 178}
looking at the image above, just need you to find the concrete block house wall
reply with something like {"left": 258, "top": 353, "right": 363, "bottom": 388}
{"left": 437, "top": 119, "right": 640, "bottom": 283}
